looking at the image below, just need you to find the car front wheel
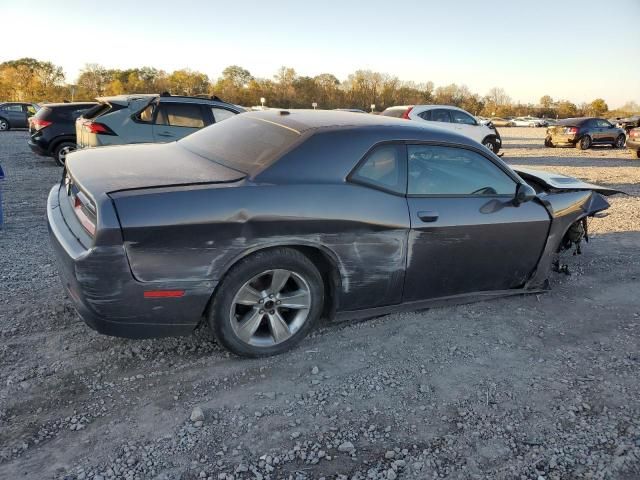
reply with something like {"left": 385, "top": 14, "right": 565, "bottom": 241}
{"left": 577, "top": 135, "right": 592, "bottom": 150}
{"left": 544, "top": 137, "right": 554, "bottom": 147}
{"left": 209, "top": 248, "right": 324, "bottom": 357}
{"left": 482, "top": 138, "right": 498, "bottom": 153}
{"left": 0, "top": 118, "right": 9, "bottom": 131}
{"left": 614, "top": 134, "right": 626, "bottom": 149}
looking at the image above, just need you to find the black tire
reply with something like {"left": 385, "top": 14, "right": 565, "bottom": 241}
{"left": 544, "top": 137, "right": 554, "bottom": 148}
{"left": 0, "top": 118, "right": 9, "bottom": 131}
{"left": 636, "top": 150, "right": 640, "bottom": 159}
{"left": 209, "top": 247, "right": 324, "bottom": 357}
{"left": 614, "top": 134, "right": 626, "bottom": 149}
{"left": 53, "top": 141, "right": 76, "bottom": 166}
{"left": 482, "top": 137, "right": 498, "bottom": 153}
{"left": 577, "top": 135, "right": 591, "bottom": 150}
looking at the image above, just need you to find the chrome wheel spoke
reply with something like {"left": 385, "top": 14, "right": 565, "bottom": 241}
{"left": 267, "top": 311, "right": 292, "bottom": 343}
{"left": 278, "top": 290, "right": 310, "bottom": 309}
{"left": 236, "top": 308, "right": 264, "bottom": 342}
{"left": 270, "top": 269, "right": 290, "bottom": 293}
{"left": 235, "top": 284, "right": 262, "bottom": 306}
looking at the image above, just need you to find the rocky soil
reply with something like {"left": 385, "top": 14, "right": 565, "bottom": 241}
{"left": 0, "top": 128, "right": 639, "bottom": 480}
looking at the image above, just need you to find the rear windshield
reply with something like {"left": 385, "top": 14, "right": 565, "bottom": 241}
{"left": 33, "top": 106, "right": 51, "bottom": 119}
{"left": 178, "top": 115, "right": 301, "bottom": 175}
{"left": 381, "top": 109, "right": 406, "bottom": 118}
{"left": 82, "top": 103, "right": 112, "bottom": 119}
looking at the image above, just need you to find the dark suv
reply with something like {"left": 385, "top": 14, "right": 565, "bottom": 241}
{"left": 28, "top": 102, "right": 97, "bottom": 165}
{"left": 0, "top": 102, "right": 39, "bottom": 131}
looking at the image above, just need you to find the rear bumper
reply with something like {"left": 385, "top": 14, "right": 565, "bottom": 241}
{"left": 547, "top": 134, "right": 577, "bottom": 146}
{"left": 47, "top": 184, "right": 210, "bottom": 338}
{"left": 28, "top": 138, "right": 49, "bottom": 156}
{"left": 626, "top": 139, "right": 640, "bottom": 152}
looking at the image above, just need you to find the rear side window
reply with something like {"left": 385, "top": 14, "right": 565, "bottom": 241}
{"left": 211, "top": 107, "right": 235, "bottom": 123}
{"left": 157, "top": 103, "right": 205, "bottom": 128}
{"left": 450, "top": 110, "right": 476, "bottom": 125}
{"left": 138, "top": 104, "right": 155, "bottom": 122}
{"left": 407, "top": 145, "right": 516, "bottom": 196}
{"left": 418, "top": 110, "right": 432, "bottom": 121}
{"left": 351, "top": 144, "right": 406, "bottom": 194}
{"left": 431, "top": 109, "right": 451, "bottom": 123}
{"left": 2, "top": 104, "right": 22, "bottom": 112}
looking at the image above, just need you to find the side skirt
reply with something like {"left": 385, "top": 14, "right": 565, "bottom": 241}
{"left": 334, "top": 288, "right": 546, "bottom": 322}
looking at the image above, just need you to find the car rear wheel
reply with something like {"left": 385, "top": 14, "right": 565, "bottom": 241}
{"left": 614, "top": 134, "right": 626, "bottom": 149}
{"left": 209, "top": 248, "right": 324, "bottom": 357}
{"left": 0, "top": 118, "right": 9, "bottom": 131}
{"left": 577, "top": 135, "right": 592, "bottom": 150}
{"left": 53, "top": 142, "right": 76, "bottom": 166}
{"left": 544, "top": 137, "right": 554, "bottom": 147}
{"left": 636, "top": 150, "right": 640, "bottom": 159}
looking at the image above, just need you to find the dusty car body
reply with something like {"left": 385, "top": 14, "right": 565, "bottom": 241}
{"left": 47, "top": 110, "right": 621, "bottom": 356}
{"left": 545, "top": 117, "right": 626, "bottom": 150}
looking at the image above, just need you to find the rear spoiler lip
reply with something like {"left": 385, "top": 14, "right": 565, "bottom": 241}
{"left": 514, "top": 167, "right": 626, "bottom": 197}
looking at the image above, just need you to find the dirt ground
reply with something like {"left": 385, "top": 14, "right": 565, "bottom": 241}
{"left": 0, "top": 128, "right": 639, "bottom": 480}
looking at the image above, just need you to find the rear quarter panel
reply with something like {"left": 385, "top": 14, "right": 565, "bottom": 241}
{"left": 112, "top": 183, "right": 410, "bottom": 311}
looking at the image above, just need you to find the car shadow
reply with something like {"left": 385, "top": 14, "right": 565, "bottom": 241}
{"left": 503, "top": 156, "right": 638, "bottom": 169}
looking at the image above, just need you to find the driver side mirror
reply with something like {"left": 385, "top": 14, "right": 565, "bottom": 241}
{"left": 513, "top": 183, "right": 536, "bottom": 206}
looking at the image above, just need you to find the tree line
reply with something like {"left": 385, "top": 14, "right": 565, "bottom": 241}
{"left": 1, "top": 58, "right": 638, "bottom": 118}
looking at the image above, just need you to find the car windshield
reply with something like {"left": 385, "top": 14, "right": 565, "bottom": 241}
{"left": 178, "top": 115, "right": 301, "bottom": 175}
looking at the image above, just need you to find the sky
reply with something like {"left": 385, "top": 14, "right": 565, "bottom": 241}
{"left": 2, "top": 0, "right": 639, "bottom": 107}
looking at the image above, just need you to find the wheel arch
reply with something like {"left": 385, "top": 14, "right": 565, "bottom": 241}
{"left": 48, "top": 136, "right": 77, "bottom": 156}
{"left": 201, "top": 242, "right": 344, "bottom": 321}
{"left": 0, "top": 116, "right": 10, "bottom": 128}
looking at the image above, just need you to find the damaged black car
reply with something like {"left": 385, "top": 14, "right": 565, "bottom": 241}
{"left": 47, "top": 110, "right": 621, "bottom": 356}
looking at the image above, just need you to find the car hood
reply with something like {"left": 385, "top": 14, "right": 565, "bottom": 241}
{"left": 65, "top": 142, "right": 245, "bottom": 197}
{"left": 513, "top": 167, "right": 624, "bottom": 196}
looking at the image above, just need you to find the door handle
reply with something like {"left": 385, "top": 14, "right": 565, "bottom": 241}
{"left": 157, "top": 132, "right": 173, "bottom": 137}
{"left": 417, "top": 211, "right": 439, "bottom": 222}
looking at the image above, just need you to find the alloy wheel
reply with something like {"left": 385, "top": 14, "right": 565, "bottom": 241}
{"left": 229, "top": 269, "right": 311, "bottom": 347}
{"left": 615, "top": 135, "right": 625, "bottom": 149}
{"left": 0, "top": 120, "right": 8, "bottom": 131}
{"left": 58, "top": 145, "right": 74, "bottom": 164}
{"left": 484, "top": 141, "right": 495, "bottom": 152}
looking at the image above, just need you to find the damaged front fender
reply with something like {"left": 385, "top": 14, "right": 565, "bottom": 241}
{"left": 525, "top": 190, "right": 611, "bottom": 288}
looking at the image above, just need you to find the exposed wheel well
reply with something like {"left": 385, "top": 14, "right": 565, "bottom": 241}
{"left": 201, "top": 244, "right": 342, "bottom": 323}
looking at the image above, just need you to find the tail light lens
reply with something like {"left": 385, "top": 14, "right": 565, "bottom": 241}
{"left": 630, "top": 130, "right": 639, "bottom": 138}
{"left": 64, "top": 174, "right": 97, "bottom": 236}
{"left": 81, "top": 120, "right": 117, "bottom": 135}
{"left": 564, "top": 127, "right": 578, "bottom": 135}
{"left": 30, "top": 118, "right": 52, "bottom": 131}
{"left": 401, "top": 106, "right": 414, "bottom": 119}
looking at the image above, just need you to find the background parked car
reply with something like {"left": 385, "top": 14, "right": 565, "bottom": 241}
{"left": 544, "top": 117, "right": 626, "bottom": 150}
{"left": 381, "top": 105, "right": 502, "bottom": 153}
{"left": 0, "top": 102, "right": 39, "bottom": 131}
{"left": 614, "top": 116, "right": 640, "bottom": 134}
{"left": 490, "top": 117, "right": 516, "bottom": 127}
{"left": 76, "top": 93, "right": 245, "bottom": 148}
{"left": 512, "top": 116, "right": 545, "bottom": 127}
{"left": 28, "top": 102, "right": 97, "bottom": 165}
{"left": 627, "top": 128, "right": 640, "bottom": 158}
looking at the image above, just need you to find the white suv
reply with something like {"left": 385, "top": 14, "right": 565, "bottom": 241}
{"left": 381, "top": 105, "right": 502, "bottom": 153}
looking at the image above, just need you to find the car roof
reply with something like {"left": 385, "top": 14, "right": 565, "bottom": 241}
{"left": 558, "top": 117, "right": 592, "bottom": 126}
{"left": 412, "top": 105, "right": 472, "bottom": 113}
{"left": 40, "top": 102, "right": 97, "bottom": 108}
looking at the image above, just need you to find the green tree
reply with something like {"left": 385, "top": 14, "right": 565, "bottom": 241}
{"left": 589, "top": 98, "right": 608, "bottom": 116}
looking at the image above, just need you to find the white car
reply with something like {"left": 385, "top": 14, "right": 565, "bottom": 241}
{"left": 381, "top": 105, "right": 502, "bottom": 153}
{"left": 512, "top": 116, "right": 546, "bottom": 127}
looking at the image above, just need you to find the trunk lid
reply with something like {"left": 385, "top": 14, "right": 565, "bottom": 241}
{"left": 65, "top": 142, "right": 246, "bottom": 198}
{"left": 514, "top": 167, "right": 624, "bottom": 196}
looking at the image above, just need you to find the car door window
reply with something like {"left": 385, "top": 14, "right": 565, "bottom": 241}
{"left": 431, "top": 109, "right": 451, "bottom": 123}
{"left": 3, "top": 104, "right": 22, "bottom": 112}
{"left": 351, "top": 144, "right": 406, "bottom": 194}
{"left": 596, "top": 119, "right": 612, "bottom": 128}
{"left": 450, "top": 110, "right": 477, "bottom": 125}
{"left": 408, "top": 145, "right": 516, "bottom": 196}
{"left": 211, "top": 107, "right": 235, "bottom": 123}
{"left": 138, "top": 104, "right": 155, "bottom": 122}
{"left": 157, "top": 103, "right": 205, "bottom": 128}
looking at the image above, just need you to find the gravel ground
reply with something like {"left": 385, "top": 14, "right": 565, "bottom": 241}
{"left": 0, "top": 128, "right": 639, "bottom": 480}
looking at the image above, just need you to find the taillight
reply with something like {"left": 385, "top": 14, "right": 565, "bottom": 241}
{"left": 565, "top": 127, "right": 578, "bottom": 135}
{"left": 401, "top": 106, "right": 414, "bottom": 119}
{"left": 82, "top": 121, "right": 116, "bottom": 135}
{"left": 31, "top": 118, "right": 52, "bottom": 131}
{"left": 630, "top": 130, "right": 640, "bottom": 138}
{"left": 65, "top": 174, "right": 97, "bottom": 236}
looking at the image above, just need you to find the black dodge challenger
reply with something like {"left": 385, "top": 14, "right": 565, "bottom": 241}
{"left": 47, "top": 110, "right": 620, "bottom": 356}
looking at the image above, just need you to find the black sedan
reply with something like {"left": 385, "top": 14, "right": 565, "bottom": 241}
{"left": 47, "top": 110, "right": 620, "bottom": 356}
{"left": 544, "top": 117, "right": 626, "bottom": 150}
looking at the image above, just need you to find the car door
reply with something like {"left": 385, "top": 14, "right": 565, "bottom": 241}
{"left": 4, "top": 104, "right": 27, "bottom": 127}
{"left": 449, "top": 109, "right": 482, "bottom": 143}
{"left": 152, "top": 102, "right": 206, "bottom": 142}
{"left": 403, "top": 144, "right": 550, "bottom": 302}
{"left": 596, "top": 119, "right": 616, "bottom": 143}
